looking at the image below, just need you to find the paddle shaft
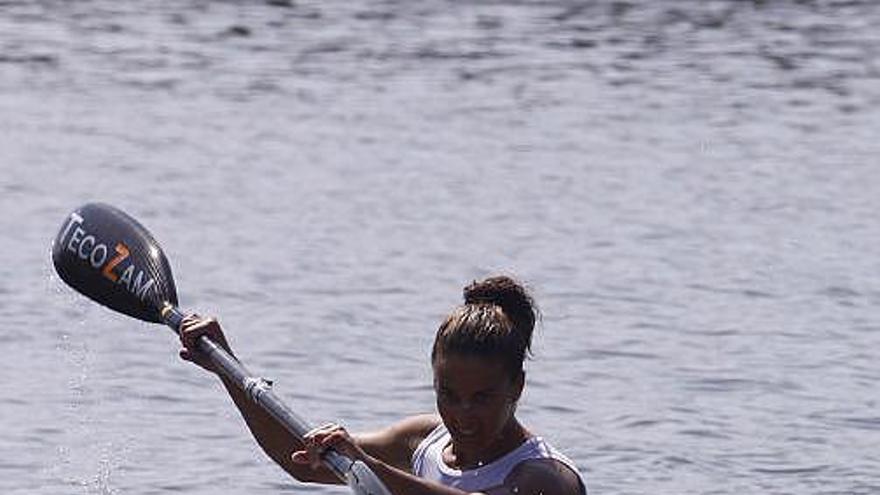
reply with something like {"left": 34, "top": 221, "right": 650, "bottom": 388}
{"left": 161, "top": 304, "right": 354, "bottom": 483}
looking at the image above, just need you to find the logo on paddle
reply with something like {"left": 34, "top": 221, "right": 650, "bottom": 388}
{"left": 58, "top": 211, "right": 156, "bottom": 300}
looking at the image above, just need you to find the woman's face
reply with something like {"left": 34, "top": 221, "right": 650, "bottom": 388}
{"left": 433, "top": 353, "right": 523, "bottom": 456}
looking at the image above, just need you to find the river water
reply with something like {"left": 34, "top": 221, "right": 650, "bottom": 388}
{"left": 2, "top": 1, "right": 879, "bottom": 494}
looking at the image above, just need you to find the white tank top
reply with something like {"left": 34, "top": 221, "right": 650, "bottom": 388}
{"left": 412, "top": 424, "right": 587, "bottom": 494}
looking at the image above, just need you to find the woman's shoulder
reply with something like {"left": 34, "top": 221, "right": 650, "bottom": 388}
{"left": 356, "top": 414, "right": 442, "bottom": 471}
{"left": 393, "top": 413, "right": 443, "bottom": 451}
{"left": 497, "top": 435, "right": 586, "bottom": 495}
{"left": 504, "top": 457, "right": 586, "bottom": 495}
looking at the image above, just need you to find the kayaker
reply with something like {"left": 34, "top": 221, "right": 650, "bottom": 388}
{"left": 179, "top": 275, "right": 587, "bottom": 495}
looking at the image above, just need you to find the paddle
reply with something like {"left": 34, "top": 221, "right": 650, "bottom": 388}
{"left": 51, "top": 202, "right": 392, "bottom": 495}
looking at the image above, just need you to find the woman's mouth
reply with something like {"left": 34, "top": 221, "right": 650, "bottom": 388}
{"left": 453, "top": 426, "right": 479, "bottom": 440}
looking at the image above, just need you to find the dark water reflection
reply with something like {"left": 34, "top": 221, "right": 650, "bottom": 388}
{"left": 2, "top": 1, "right": 879, "bottom": 494}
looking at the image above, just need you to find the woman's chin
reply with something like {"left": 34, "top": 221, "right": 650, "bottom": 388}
{"left": 451, "top": 431, "right": 486, "bottom": 450}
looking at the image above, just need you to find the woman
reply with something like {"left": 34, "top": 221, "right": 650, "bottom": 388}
{"left": 180, "top": 275, "right": 587, "bottom": 495}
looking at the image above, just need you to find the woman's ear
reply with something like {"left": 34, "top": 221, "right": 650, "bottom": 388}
{"left": 511, "top": 369, "right": 525, "bottom": 402}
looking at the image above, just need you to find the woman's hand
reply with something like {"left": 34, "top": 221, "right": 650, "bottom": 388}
{"left": 179, "top": 315, "right": 235, "bottom": 373}
{"left": 291, "top": 423, "right": 370, "bottom": 470}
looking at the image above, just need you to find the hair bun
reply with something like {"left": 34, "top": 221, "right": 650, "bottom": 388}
{"left": 464, "top": 275, "right": 536, "bottom": 334}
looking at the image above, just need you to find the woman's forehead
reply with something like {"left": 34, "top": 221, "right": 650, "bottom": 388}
{"left": 433, "top": 354, "right": 508, "bottom": 388}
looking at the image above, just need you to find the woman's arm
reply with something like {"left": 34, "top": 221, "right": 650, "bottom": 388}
{"left": 364, "top": 456, "right": 489, "bottom": 495}
{"left": 299, "top": 423, "right": 488, "bottom": 495}
{"left": 286, "top": 414, "right": 441, "bottom": 482}
{"left": 217, "top": 373, "right": 342, "bottom": 483}
{"left": 179, "top": 316, "right": 441, "bottom": 484}
{"left": 364, "top": 456, "right": 584, "bottom": 495}
{"left": 300, "top": 424, "right": 584, "bottom": 495}
{"left": 179, "top": 315, "right": 339, "bottom": 483}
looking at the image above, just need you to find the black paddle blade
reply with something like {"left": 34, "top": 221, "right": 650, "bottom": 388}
{"left": 52, "top": 203, "right": 178, "bottom": 323}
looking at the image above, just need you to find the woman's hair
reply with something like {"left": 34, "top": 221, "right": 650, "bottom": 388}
{"left": 431, "top": 275, "right": 538, "bottom": 379}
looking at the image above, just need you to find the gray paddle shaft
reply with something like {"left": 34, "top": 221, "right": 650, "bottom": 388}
{"left": 162, "top": 305, "right": 392, "bottom": 495}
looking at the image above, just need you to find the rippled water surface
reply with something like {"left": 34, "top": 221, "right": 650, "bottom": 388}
{"left": 2, "top": 1, "right": 879, "bottom": 494}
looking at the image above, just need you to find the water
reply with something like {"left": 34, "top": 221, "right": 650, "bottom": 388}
{"left": 2, "top": 1, "right": 879, "bottom": 493}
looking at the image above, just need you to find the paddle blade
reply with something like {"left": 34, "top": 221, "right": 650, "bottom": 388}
{"left": 52, "top": 203, "right": 178, "bottom": 323}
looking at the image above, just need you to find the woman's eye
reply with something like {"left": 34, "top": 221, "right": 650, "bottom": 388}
{"left": 438, "top": 390, "right": 458, "bottom": 403}
{"left": 473, "top": 393, "right": 491, "bottom": 405}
